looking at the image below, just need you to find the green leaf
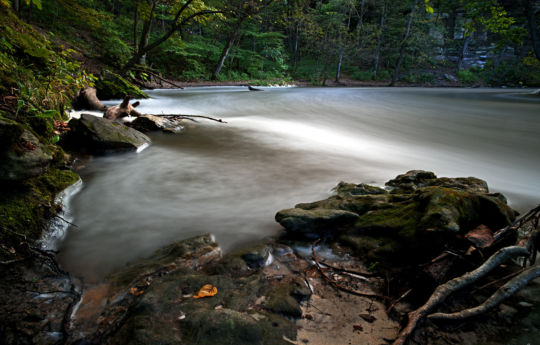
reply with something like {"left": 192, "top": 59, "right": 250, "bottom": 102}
{"left": 35, "top": 109, "right": 57, "bottom": 118}
{"left": 52, "top": 135, "right": 60, "bottom": 144}
{"left": 17, "top": 99, "right": 24, "bottom": 112}
{"left": 32, "top": 0, "right": 42, "bottom": 10}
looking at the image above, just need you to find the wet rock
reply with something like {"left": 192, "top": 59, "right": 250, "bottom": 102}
{"left": 129, "top": 115, "right": 183, "bottom": 134}
{"left": 385, "top": 170, "right": 437, "bottom": 193}
{"left": 61, "top": 113, "right": 151, "bottom": 154}
{"left": 333, "top": 182, "right": 387, "bottom": 197}
{"left": 264, "top": 281, "right": 304, "bottom": 318}
{"left": 241, "top": 244, "right": 272, "bottom": 269}
{"left": 275, "top": 208, "right": 360, "bottom": 239}
{"left": 277, "top": 171, "right": 517, "bottom": 265}
{"left": 0, "top": 116, "right": 53, "bottom": 180}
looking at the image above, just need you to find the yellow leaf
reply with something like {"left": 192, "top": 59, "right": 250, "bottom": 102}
{"left": 193, "top": 284, "right": 218, "bottom": 299}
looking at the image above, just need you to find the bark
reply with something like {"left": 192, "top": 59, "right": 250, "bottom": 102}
{"left": 373, "top": 0, "right": 387, "bottom": 80}
{"left": 390, "top": 0, "right": 419, "bottom": 86}
{"left": 133, "top": 3, "right": 139, "bottom": 51}
{"left": 212, "top": 17, "right": 245, "bottom": 80}
{"left": 457, "top": 35, "right": 471, "bottom": 71}
{"left": 335, "top": 9, "right": 351, "bottom": 83}
{"left": 392, "top": 246, "right": 530, "bottom": 345}
{"left": 136, "top": 1, "right": 157, "bottom": 65}
{"left": 525, "top": 0, "right": 540, "bottom": 61}
{"left": 428, "top": 265, "right": 540, "bottom": 321}
{"left": 293, "top": 24, "right": 299, "bottom": 70}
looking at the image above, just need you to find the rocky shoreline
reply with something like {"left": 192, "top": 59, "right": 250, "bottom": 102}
{"left": 1, "top": 108, "right": 540, "bottom": 345}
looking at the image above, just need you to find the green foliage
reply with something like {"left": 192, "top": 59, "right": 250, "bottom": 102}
{"left": 457, "top": 68, "right": 480, "bottom": 84}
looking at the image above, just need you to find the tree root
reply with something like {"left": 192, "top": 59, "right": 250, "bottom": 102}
{"left": 391, "top": 246, "right": 529, "bottom": 345}
{"left": 392, "top": 204, "right": 540, "bottom": 345}
{"left": 428, "top": 264, "right": 540, "bottom": 321}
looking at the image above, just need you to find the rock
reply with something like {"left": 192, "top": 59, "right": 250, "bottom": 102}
{"left": 333, "top": 182, "right": 387, "bottom": 197}
{"left": 444, "top": 73, "right": 458, "bottom": 82}
{"left": 129, "top": 115, "right": 183, "bottom": 134}
{"left": 277, "top": 171, "right": 517, "bottom": 265}
{"left": 275, "top": 208, "right": 360, "bottom": 239}
{"left": 385, "top": 170, "right": 490, "bottom": 194}
{"left": 241, "top": 244, "right": 272, "bottom": 269}
{"left": 0, "top": 116, "right": 53, "bottom": 180}
{"left": 264, "top": 280, "right": 306, "bottom": 318}
{"left": 385, "top": 170, "right": 437, "bottom": 193}
{"left": 61, "top": 113, "right": 151, "bottom": 154}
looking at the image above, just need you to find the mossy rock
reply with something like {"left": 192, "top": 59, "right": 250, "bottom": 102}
{"left": 95, "top": 71, "right": 148, "bottom": 100}
{"left": 0, "top": 116, "right": 54, "bottom": 180}
{"left": 263, "top": 277, "right": 311, "bottom": 318}
{"left": 0, "top": 168, "right": 79, "bottom": 259}
{"left": 277, "top": 171, "right": 518, "bottom": 266}
{"left": 275, "top": 208, "right": 360, "bottom": 240}
{"left": 61, "top": 113, "right": 151, "bottom": 154}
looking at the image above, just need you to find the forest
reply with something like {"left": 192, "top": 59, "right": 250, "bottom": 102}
{"left": 2, "top": 0, "right": 540, "bottom": 93}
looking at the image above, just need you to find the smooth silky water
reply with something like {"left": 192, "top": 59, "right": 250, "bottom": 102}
{"left": 57, "top": 87, "right": 540, "bottom": 283}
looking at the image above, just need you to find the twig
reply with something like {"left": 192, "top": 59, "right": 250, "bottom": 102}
{"left": 311, "top": 239, "right": 388, "bottom": 300}
{"left": 54, "top": 214, "right": 79, "bottom": 228}
{"left": 318, "top": 259, "right": 380, "bottom": 277}
{"left": 160, "top": 114, "right": 227, "bottom": 123}
{"left": 386, "top": 289, "right": 412, "bottom": 314}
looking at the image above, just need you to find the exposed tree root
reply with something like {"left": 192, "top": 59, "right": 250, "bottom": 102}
{"left": 428, "top": 265, "right": 540, "bottom": 321}
{"left": 392, "top": 246, "right": 530, "bottom": 345}
{"left": 392, "top": 204, "right": 540, "bottom": 345}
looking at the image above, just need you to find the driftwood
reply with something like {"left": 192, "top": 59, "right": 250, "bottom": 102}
{"left": 392, "top": 204, "right": 540, "bottom": 345}
{"left": 73, "top": 88, "right": 107, "bottom": 111}
{"left": 160, "top": 114, "right": 227, "bottom": 123}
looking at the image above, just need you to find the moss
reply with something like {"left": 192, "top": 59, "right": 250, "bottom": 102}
{"left": 95, "top": 70, "right": 148, "bottom": 100}
{"left": 0, "top": 168, "right": 79, "bottom": 258}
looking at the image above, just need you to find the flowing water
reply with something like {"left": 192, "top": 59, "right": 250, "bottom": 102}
{"left": 57, "top": 87, "right": 540, "bottom": 282}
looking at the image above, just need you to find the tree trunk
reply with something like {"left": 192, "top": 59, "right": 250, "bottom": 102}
{"left": 525, "top": 0, "right": 540, "bottom": 62}
{"left": 133, "top": 3, "right": 139, "bottom": 51}
{"left": 13, "top": 0, "right": 20, "bottom": 15}
{"left": 212, "top": 17, "right": 245, "bottom": 80}
{"left": 457, "top": 35, "right": 471, "bottom": 71}
{"left": 390, "top": 0, "right": 418, "bottom": 86}
{"left": 136, "top": 1, "right": 157, "bottom": 65}
{"left": 373, "top": 0, "right": 387, "bottom": 80}
{"left": 293, "top": 24, "right": 299, "bottom": 70}
{"left": 335, "top": 10, "right": 351, "bottom": 83}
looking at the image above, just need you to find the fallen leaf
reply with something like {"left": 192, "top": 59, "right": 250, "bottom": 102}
{"left": 193, "top": 284, "right": 217, "bottom": 299}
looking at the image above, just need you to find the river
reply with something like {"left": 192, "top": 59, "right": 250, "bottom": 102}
{"left": 57, "top": 87, "right": 540, "bottom": 282}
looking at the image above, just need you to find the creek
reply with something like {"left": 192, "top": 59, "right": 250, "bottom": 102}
{"left": 57, "top": 87, "right": 540, "bottom": 283}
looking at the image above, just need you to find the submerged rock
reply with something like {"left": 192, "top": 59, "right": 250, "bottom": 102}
{"left": 0, "top": 116, "right": 53, "bottom": 180}
{"left": 275, "top": 170, "right": 518, "bottom": 265}
{"left": 61, "top": 113, "right": 151, "bottom": 154}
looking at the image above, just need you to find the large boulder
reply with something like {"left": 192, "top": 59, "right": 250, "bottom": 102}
{"left": 276, "top": 171, "right": 518, "bottom": 265}
{"left": 0, "top": 116, "right": 53, "bottom": 180}
{"left": 61, "top": 113, "right": 151, "bottom": 154}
